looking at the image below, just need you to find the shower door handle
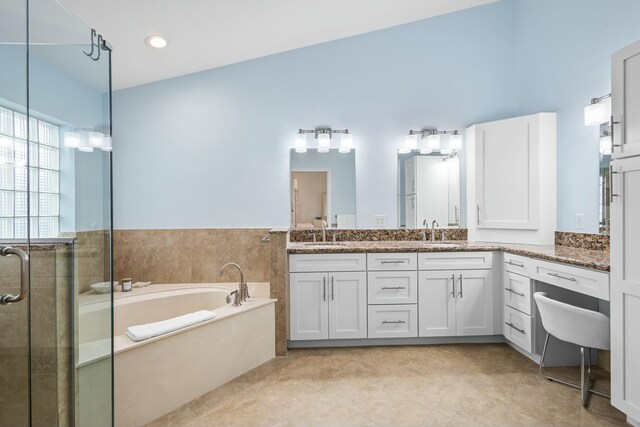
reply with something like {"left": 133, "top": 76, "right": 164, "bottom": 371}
{"left": 0, "top": 246, "right": 30, "bottom": 305}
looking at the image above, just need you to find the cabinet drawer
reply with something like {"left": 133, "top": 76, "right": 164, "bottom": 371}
{"left": 504, "top": 253, "right": 534, "bottom": 277}
{"left": 367, "top": 305, "right": 417, "bottom": 338}
{"left": 504, "top": 271, "right": 532, "bottom": 315}
{"left": 532, "top": 259, "right": 610, "bottom": 301}
{"left": 367, "top": 271, "right": 417, "bottom": 305}
{"left": 289, "top": 253, "right": 366, "bottom": 273}
{"left": 504, "top": 305, "right": 533, "bottom": 353}
{"left": 418, "top": 252, "right": 493, "bottom": 270}
{"left": 367, "top": 253, "right": 417, "bottom": 271}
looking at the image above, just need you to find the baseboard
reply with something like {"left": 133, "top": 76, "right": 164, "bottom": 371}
{"left": 288, "top": 335, "right": 505, "bottom": 348}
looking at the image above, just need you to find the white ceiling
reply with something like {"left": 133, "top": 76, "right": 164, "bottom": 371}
{"left": 57, "top": 0, "right": 498, "bottom": 90}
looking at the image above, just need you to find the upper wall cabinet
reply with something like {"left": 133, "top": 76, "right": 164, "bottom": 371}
{"left": 612, "top": 39, "right": 640, "bottom": 159}
{"left": 466, "top": 113, "right": 557, "bottom": 245}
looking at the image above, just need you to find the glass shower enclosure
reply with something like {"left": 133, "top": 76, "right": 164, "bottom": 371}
{"left": 0, "top": 0, "right": 113, "bottom": 426}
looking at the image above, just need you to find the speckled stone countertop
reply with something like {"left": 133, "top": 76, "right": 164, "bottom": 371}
{"left": 287, "top": 240, "right": 610, "bottom": 272}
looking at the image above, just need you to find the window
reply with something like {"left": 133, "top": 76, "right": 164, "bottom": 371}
{"left": 0, "top": 106, "right": 60, "bottom": 239}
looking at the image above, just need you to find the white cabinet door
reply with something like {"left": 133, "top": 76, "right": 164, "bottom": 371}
{"left": 455, "top": 269, "right": 493, "bottom": 336}
{"left": 328, "top": 272, "right": 367, "bottom": 339}
{"left": 418, "top": 271, "right": 456, "bottom": 337}
{"left": 475, "top": 115, "right": 541, "bottom": 230}
{"left": 613, "top": 39, "right": 640, "bottom": 159}
{"left": 289, "top": 273, "right": 328, "bottom": 340}
{"left": 405, "top": 157, "right": 416, "bottom": 195}
{"left": 405, "top": 195, "right": 417, "bottom": 229}
{"left": 611, "top": 155, "right": 640, "bottom": 420}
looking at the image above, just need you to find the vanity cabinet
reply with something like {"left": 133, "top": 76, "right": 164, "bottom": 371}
{"left": 611, "top": 155, "right": 640, "bottom": 421}
{"left": 289, "top": 271, "right": 367, "bottom": 340}
{"left": 289, "top": 254, "right": 367, "bottom": 341}
{"left": 417, "top": 252, "right": 494, "bottom": 338}
{"left": 612, "top": 38, "right": 640, "bottom": 159}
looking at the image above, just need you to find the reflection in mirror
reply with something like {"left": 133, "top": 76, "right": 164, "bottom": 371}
{"left": 398, "top": 152, "right": 460, "bottom": 229}
{"left": 290, "top": 149, "right": 356, "bottom": 229}
{"left": 599, "top": 122, "right": 612, "bottom": 234}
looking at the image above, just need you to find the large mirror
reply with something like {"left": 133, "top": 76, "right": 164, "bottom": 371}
{"left": 290, "top": 149, "right": 356, "bottom": 229}
{"left": 599, "top": 122, "right": 612, "bottom": 234}
{"left": 397, "top": 151, "right": 461, "bottom": 229}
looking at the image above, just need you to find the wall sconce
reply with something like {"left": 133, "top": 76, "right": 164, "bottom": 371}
{"left": 584, "top": 93, "right": 611, "bottom": 126}
{"left": 400, "top": 129, "right": 461, "bottom": 154}
{"left": 63, "top": 130, "right": 112, "bottom": 152}
{"left": 294, "top": 128, "right": 352, "bottom": 154}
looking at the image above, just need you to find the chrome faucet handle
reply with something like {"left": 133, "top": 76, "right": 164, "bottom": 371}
{"left": 333, "top": 233, "right": 338, "bottom": 243}
{"left": 226, "top": 290, "right": 241, "bottom": 307}
{"left": 242, "top": 282, "right": 250, "bottom": 300}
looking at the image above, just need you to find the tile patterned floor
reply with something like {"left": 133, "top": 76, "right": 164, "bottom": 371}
{"left": 147, "top": 344, "right": 627, "bottom": 427}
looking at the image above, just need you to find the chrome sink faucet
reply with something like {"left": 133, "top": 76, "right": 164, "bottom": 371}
{"left": 431, "top": 220, "right": 440, "bottom": 241}
{"left": 322, "top": 220, "right": 328, "bottom": 242}
{"left": 219, "top": 263, "right": 249, "bottom": 304}
{"left": 422, "top": 219, "right": 428, "bottom": 241}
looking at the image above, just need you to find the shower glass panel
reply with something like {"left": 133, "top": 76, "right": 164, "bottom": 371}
{"left": 0, "top": 0, "right": 113, "bottom": 426}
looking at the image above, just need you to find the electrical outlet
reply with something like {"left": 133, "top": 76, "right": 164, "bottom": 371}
{"left": 576, "top": 214, "right": 585, "bottom": 230}
{"left": 374, "top": 215, "right": 386, "bottom": 228}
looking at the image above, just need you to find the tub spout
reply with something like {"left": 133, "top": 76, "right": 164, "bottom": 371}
{"left": 219, "top": 263, "right": 248, "bottom": 303}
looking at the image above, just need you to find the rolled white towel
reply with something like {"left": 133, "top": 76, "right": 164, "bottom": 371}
{"left": 125, "top": 310, "right": 216, "bottom": 342}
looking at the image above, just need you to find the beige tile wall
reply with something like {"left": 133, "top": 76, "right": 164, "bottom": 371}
{"left": 113, "top": 228, "right": 272, "bottom": 285}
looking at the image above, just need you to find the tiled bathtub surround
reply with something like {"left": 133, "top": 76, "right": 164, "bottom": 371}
{"left": 555, "top": 231, "right": 610, "bottom": 251}
{"left": 113, "top": 228, "right": 271, "bottom": 285}
{"left": 268, "top": 228, "right": 289, "bottom": 357}
{"left": 289, "top": 228, "right": 468, "bottom": 242}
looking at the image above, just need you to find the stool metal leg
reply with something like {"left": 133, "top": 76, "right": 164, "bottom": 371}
{"left": 539, "top": 333, "right": 610, "bottom": 405}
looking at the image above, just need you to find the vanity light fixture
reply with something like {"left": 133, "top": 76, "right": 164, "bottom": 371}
{"left": 294, "top": 128, "right": 351, "bottom": 153}
{"left": 402, "top": 129, "right": 461, "bottom": 154}
{"left": 584, "top": 93, "right": 611, "bottom": 126}
{"left": 145, "top": 35, "right": 168, "bottom": 49}
{"left": 64, "top": 130, "right": 112, "bottom": 152}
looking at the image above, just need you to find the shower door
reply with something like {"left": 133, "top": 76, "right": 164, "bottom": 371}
{"left": 0, "top": 0, "right": 113, "bottom": 426}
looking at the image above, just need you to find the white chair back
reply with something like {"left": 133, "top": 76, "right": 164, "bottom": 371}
{"left": 533, "top": 292, "right": 610, "bottom": 350}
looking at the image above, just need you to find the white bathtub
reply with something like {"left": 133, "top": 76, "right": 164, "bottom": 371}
{"left": 108, "top": 283, "right": 276, "bottom": 427}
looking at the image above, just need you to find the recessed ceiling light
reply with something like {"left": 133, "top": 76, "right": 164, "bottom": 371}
{"left": 145, "top": 35, "right": 167, "bottom": 49}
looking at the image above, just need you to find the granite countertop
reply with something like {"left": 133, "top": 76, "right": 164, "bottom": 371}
{"left": 287, "top": 240, "right": 610, "bottom": 272}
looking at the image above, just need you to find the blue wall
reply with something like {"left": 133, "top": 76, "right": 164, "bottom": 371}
{"left": 112, "top": 0, "right": 640, "bottom": 231}
{"left": 512, "top": 0, "right": 640, "bottom": 232}
{"left": 113, "top": 0, "right": 516, "bottom": 229}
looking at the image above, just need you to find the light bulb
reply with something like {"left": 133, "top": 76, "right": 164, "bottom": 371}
{"left": 584, "top": 102, "right": 608, "bottom": 126}
{"left": 450, "top": 133, "right": 462, "bottom": 151}
{"left": 401, "top": 134, "right": 418, "bottom": 154}
{"left": 600, "top": 135, "right": 612, "bottom": 155}
{"left": 88, "top": 132, "right": 104, "bottom": 148}
{"left": 339, "top": 133, "right": 353, "bottom": 153}
{"left": 427, "top": 133, "right": 441, "bottom": 151}
{"left": 317, "top": 133, "right": 330, "bottom": 153}
{"left": 294, "top": 133, "right": 307, "bottom": 153}
{"left": 77, "top": 131, "right": 93, "bottom": 152}
{"left": 63, "top": 131, "right": 81, "bottom": 148}
{"left": 101, "top": 136, "right": 113, "bottom": 152}
{"left": 145, "top": 35, "right": 168, "bottom": 49}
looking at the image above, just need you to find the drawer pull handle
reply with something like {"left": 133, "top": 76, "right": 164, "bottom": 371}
{"left": 380, "top": 260, "right": 405, "bottom": 264}
{"left": 382, "top": 320, "right": 406, "bottom": 325}
{"left": 547, "top": 272, "right": 577, "bottom": 282}
{"left": 381, "top": 286, "right": 406, "bottom": 290}
{"left": 505, "top": 287, "right": 526, "bottom": 297}
{"left": 506, "top": 260, "right": 525, "bottom": 268}
{"left": 505, "top": 322, "right": 526, "bottom": 335}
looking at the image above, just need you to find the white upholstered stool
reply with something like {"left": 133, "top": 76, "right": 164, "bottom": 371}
{"left": 533, "top": 292, "right": 611, "bottom": 406}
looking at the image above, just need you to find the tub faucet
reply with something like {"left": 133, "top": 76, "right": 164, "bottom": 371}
{"left": 431, "top": 220, "right": 439, "bottom": 241}
{"left": 219, "top": 263, "right": 249, "bottom": 303}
